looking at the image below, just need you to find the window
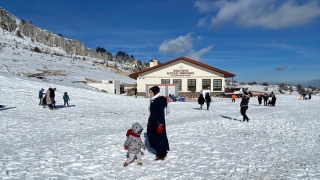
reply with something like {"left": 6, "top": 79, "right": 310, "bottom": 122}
{"left": 187, "top": 79, "right": 196, "bottom": 92}
{"left": 161, "top": 79, "right": 170, "bottom": 84}
{"left": 213, "top": 79, "right": 222, "bottom": 91}
{"left": 202, "top": 79, "right": 211, "bottom": 90}
{"left": 173, "top": 79, "right": 182, "bottom": 91}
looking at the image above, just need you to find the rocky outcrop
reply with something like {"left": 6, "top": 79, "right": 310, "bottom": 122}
{"left": 0, "top": 7, "right": 112, "bottom": 60}
{"left": 0, "top": 8, "right": 18, "bottom": 32}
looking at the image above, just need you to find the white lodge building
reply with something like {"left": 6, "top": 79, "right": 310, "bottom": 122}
{"left": 129, "top": 57, "right": 236, "bottom": 97}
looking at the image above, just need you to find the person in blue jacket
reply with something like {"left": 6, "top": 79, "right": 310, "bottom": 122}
{"left": 38, "top": 88, "right": 44, "bottom": 105}
{"left": 147, "top": 86, "right": 170, "bottom": 161}
{"left": 63, "top": 92, "right": 70, "bottom": 107}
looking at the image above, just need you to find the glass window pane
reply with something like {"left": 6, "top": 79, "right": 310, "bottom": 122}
{"left": 213, "top": 79, "right": 222, "bottom": 91}
{"left": 187, "top": 79, "right": 196, "bottom": 92}
{"left": 161, "top": 79, "right": 170, "bottom": 84}
{"left": 173, "top": 79, "right": 182, "bottom": 91}
{"left": 202, "top": 79, "right": 211, "bottom": 90}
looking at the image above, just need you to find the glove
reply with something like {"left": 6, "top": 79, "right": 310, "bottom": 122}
{"left": 157, "top": 125, "right": 163, "bottom": 134}
{"left": 124, "top": 146, "right": 128, "bottom": 150}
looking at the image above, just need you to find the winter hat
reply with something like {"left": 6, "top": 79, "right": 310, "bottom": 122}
{"left": 149, "top": 86, "right": 160, "bottom": 95}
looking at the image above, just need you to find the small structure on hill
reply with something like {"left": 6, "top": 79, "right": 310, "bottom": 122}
{"left": 87, "top": 80, "right": 121, "bottom": 95}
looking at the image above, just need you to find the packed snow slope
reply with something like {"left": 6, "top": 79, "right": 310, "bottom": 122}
{"left": 0, "top": 74, "right": 320, "bottom": 179}
{"left": 0, "top": 27, "right": 136, "bottom": 86}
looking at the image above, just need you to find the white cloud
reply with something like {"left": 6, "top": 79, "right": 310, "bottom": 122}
{"left": 159, "top": 33, "right": 193, "bottom": 54}
{"left": 187, "top": 45, "right": 213, "bottom": 61}
{"left": 197, "top": 17, "right": 207, "bottom": 26}
{"left": 195, "top": 0, "right": 320, "bottom": 29}
{"left": 275, "top": 65, "right": 287, "bottom": 71}
{"left": 158, "top": 33, "right": 213, "bottom": 61}
{"left": 194, "top": 0, "right": 215, "bottom": 13}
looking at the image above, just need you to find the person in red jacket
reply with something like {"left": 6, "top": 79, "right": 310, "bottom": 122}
{"left": 231, "top": 93, "right": 236, "bottom": 103}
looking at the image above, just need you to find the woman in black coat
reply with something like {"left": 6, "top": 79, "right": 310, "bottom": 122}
{"left": 258, "top": 94, "right": 262, "bottom": 105}
{"left": 271, "top": 95, "right": 276, "bottom": 106}
{"left": 198, "top": 93, "right": 206, "bottom": 110}
{"left": 147, "top": 86, "right": 170, "bottom": 160}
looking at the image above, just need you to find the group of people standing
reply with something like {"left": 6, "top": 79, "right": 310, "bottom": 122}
{"left": 38, "top": 88, "right": 70, "bottom": 109}
{"left": 301, "top": 92, "right": 312, "bottom": 100}
{"left": 257, "top": 93, "right": 277, "bottom": 106}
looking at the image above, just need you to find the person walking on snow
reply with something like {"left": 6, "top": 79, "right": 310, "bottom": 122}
{"left": 123, "top": 123, "right": 146, "bottom": 167}
{"left": 258, "top": 94, "right": 263, "bottom": 105}
{"left": 45, "top": 88, "right": 53, "bottom": 109}
{"left": 263, "top": 93, "right": 269, "bottom": 106}
{"left": 38, "top": 88, "right": 44, "bottom": 105}
{"left": 240, "top": 92, "right": 250, "bottom": 122}
{"left": 205, "top": 92, "right": 211, "bottom": 110}
{"left": 49, "top": 88, "right": 56, "bottom": 108}
{"left": 198, "top": 93, "right": 205, "bottom": 110}
{"left": 270, "top": 94, "right": 276, "bottom": 106}
{"left": 63, "top": 92, "right": 70, "bottom": 107}
{"left": 231, "top": 93, "right": 236, "bottom": 103}
{"left": 147, "top": 86, "right": 170, "bottom": 161}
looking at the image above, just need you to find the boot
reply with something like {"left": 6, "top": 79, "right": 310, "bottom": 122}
{"left": 155, "top": 157, "right": 165, "bottom": 161}
{"left": 123, "top": 162, "right": 128, "bottom": 167}
{"left": 137, "top": 162, "right": 142, "bottom": 166}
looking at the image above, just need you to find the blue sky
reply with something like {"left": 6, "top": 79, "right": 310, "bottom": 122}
{"left": 1, "top": 0, "right": 320, "bottom": 87}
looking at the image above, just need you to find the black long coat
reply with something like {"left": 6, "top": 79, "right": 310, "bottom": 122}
{"left": 271, "top": 96, "right": 277, "bottom": 105}
{"left": 147, "top": 96, "right": 170, "bottom": 151}
{"left": 198, "top": 95, "right": 205, "bottom": 104}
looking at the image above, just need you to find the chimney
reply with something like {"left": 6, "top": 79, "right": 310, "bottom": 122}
{"left": 149, "top": 58, "right": 158, "bottom": 67}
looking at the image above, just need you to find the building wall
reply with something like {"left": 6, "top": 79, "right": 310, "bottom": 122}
{"left": 136, "top": 60, "right": 226, "bottom": 95}
{"left": 87, "top": 80, "right": 120, "bottom": 95}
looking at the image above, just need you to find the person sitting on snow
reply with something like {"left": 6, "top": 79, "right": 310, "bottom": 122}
{"left": 171, "top": 94, "right": 176, "bottom": 102}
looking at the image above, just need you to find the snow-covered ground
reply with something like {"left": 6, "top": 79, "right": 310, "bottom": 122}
{"left": 1, "top": 74, "right": 320, "bottom": 179}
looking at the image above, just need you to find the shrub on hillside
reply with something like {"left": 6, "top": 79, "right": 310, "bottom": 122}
{"left": 32, "top": 47, "right": 42, "bottom": 53}
{"left": 16, "top": 30, "right": 23, "bottom": 38}
{"left": 289, "top": 86, "right": 293, "bottom": 92}
{"left": 262, "top": 82, "right": 269, "bottom": 86}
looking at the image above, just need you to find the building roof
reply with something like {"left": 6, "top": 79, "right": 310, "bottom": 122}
{"left": 129, "top": 56, "right": 236, "bottom": 79}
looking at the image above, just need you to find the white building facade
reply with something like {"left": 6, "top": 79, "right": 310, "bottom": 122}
{"left": 129, "top": 57, "right": 235, "bottom": 97}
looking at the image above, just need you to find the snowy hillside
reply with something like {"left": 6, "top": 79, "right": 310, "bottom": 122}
{"left": 0, "top": 27, "right": 136, "bottom": 87}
